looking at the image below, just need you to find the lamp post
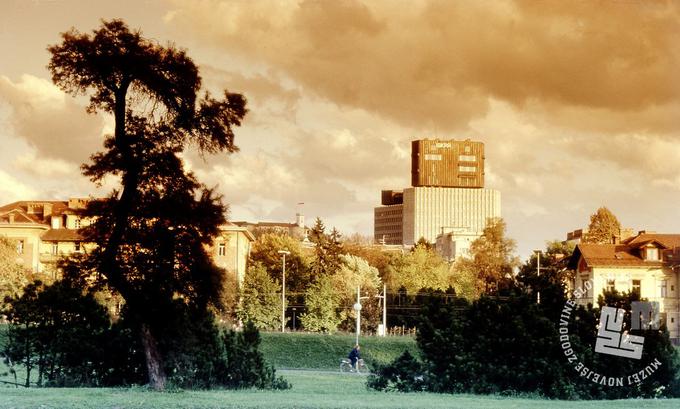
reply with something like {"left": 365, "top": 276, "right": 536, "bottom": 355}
{"left": 278, "top": 250, "right": 291, "bottom": 333}
{"left": 353, "top": 286, "right": 369, "bottom": 345}
{"left": 534, "top": 249, "right": 542, "bottom": 304}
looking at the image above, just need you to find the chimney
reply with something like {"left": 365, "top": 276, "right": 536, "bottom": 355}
{"left": 8, "top": 213, "right": 14, "bottom": 223}
{"left": 43, "top": 203, "right": 53, "bottom": 218}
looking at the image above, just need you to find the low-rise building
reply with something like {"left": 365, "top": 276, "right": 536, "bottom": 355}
{"left": 0, "top": 199, "right": 91, "bottom": 275}
{"left": 0, "top": 199, "right": 254, "bottom": 285}
{"left": 568, "top": 232, "right": 680, "bottom": 342}
{"left": 210, "top": 223, "right": 255, "bottom": 285}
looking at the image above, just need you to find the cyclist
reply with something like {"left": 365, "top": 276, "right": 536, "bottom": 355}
{"left": 348, "top": 344, "right": 361, "bottom": 370}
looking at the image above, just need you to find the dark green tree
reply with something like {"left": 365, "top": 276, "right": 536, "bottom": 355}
{"left": 48, "top": 20, "right": 246, "bottom": 389}
{"left": 308, "top": 218, "right": 342, "bottom": 278}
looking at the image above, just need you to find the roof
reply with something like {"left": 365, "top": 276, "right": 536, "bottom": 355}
{"left": 0, "top": 200, "right": 74, "bottom": 224}
{"left": 624, "top": 233, "right": 680, "bottom": 249}
{"left": 568, "top": 233, "right": 680, "bottom": 269}
{"left": 41, "top": 229, "right": 85, "bottom": 242}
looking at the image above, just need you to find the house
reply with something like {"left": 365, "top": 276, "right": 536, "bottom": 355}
{"left": 0, "top": 199, "right": 255, "bottom": 285}
{"left": 210, "top": 223, "right": 255, "bottom": 285}
{"left": 0, "top": 199, "right": 92, "bottom": 275}
{"left": 568, "top": 231, "right": 680, "bottom": 342}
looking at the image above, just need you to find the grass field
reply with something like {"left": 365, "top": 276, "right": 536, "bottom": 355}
{"left": 2, "top": 325, "right": 680, "bottom": 408}
{"left": 0, "top": 370, "right": 679, "bottom": 409}
{"left": 258, "top": 332, "right": 417, "bottom": 370}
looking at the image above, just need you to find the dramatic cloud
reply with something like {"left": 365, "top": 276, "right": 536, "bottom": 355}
{"left": 0, "top": 1, "right": 678, "bottom": 258}
{"left": 0, "top": 74, "right": 104, "bottom": 163}
{"left": 167, "top": 0, "right": 680, "bottom": 134}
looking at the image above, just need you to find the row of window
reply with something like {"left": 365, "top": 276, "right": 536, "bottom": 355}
{"left": 600, "top": 278, "right": 673, "bottom": 297}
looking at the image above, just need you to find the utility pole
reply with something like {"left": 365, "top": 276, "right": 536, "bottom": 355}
{"left": 534, "top": 249, "right": 541, "bottom": 304}
{"left": 278, "top": 250, "right": 291, "bottom": 332}
{"left": 354, "top": 286, "right": 362, "bottom": 345}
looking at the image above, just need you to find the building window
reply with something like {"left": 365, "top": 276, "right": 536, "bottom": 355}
{"left": 16, "top": 240, "right": 24, "bottom": 255}
{"left": 464, "top": 145, "right": 471, "bottom": 153}
{"left": 75, "top": 218, "right": 81, "bottom": 229}
{"left": 424, "top": 154, "right": 442, "bottom": 161}
{"left": 659, "top": 280, "right": 668, "bottom": 298}
{"left": 632, "top": 279, "right": 641, "bottom": 294}
{"left": 218, "top": 243, "right": 226, "bottom": 256}
{"left": 458, "top": 154, "right": 476, "bottom": 162}
{"left": 646, "top": 248, "right": 659, "bottom": 261}
{"left": 580, "top": 275, "right": 591, "bottom": 298}
{"left": 75, "top": 242, "right": 81, "bottom": 252}
{"left": 51, "top": 243, "right": 58, "bottom": 255}
{"left": 605, "top": 279, "right": 615, "bottom": 292}
{"left": 458, "top": 165, "right": 476, "bottom": 173}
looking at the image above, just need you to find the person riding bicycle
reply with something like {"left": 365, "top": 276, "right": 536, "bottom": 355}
{"left": 348, "top": 344, "right": 361, "bottom": 370}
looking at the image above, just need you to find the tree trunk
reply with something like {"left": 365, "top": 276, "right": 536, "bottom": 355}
{"left": 140, "top": 324, "right": 166, "bottom": 390}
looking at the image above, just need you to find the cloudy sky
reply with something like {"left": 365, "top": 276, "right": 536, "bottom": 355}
{"left": 1, "top": 0, "right": 678, "bottom": 259}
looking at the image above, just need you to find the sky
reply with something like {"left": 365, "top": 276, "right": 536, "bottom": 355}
{"left": 0, "top": 0, "right": 678, "bottom": 260}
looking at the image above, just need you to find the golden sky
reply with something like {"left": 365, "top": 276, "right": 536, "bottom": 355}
{"left": 0, "top": 0, "right": 678, "bottom": 257}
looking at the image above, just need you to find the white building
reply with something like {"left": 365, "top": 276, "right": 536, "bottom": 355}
{"left": 402, "top": 186, "right": 501, "bottom": 245}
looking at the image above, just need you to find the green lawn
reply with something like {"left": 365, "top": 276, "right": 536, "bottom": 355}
{"left": 0, "top": 370, "right": 678, "bottom": 409}
{"left": 259, "top": 332, "right": 417, "bottom": 370}
{"left": 2, "top": 326, "right": 680, "bottom": 408}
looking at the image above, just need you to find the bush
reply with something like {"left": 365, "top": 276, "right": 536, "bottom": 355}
{"left": 367, "top": 283, "right": 680, "bottom": 399}
{"left": 3, "top": 280, "right": 289, "bottom": 390}
{"left": 366, "top": 350, "right": 426, "bottom": 392}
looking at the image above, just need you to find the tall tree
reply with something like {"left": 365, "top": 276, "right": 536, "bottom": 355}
{"left": 237, "top": 263, "right": 282, "bottom": 331}
{"left": 457, "top": 218, "right": 518, "bottom": 294}
{"left": 299, "top": 274, "right": 340, "bottom": 333}
{"left": 584, "top": 206, "right": 622, "bottom": 244}
{"left": 248, "top": 233, "right": 310, "bottom": 293}
{"left": 48, "top": 20, "right": 246, "bottom": 389}
{"left": 308, "top": 218, "right": 342, "bottom": 278}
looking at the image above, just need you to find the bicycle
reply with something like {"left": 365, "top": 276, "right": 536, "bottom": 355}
{"left": 340, "top": 358, "right": 368, "bottom": 373}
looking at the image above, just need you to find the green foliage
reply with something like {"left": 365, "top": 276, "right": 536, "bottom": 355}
{"left": 309, "top": 218, "right": 343, "bottom": 277}
{"left": 221, "top": 322, "right": 290, "bottom": 390}
{"left": 0, "top": 237, "right": 32, "bottom": 314}
{"left": 584, "top": 206, "right": 622, "bottom": 244}
{"left": 454, "top": 218, "right": 518, "bottom": 294}
{"left": 238, "top": 264, "right": 282, "bottom": 331}
{"left": 388, "top": 246, "right": 450, "bottom": 293}
{"left": 3, "top": 280, "right": 144, "bottom": 387}
{"left": 299, "top": 274, "right": 340, "bottom": 333}
{"left": 332, "top": 255, "right": 382, "bottom": 332}
{"left": 248, "top": 233, "right": 310, "bottom": 293}
{"left": 369, "top": 276, "right": 680, "bottom": 400}
{"left": 367, "top": 350, "right": 426, "bottom": 392}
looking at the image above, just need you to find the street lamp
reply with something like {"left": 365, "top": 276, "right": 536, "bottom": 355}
{"left": 278, "top": 250, "right": 291, "bottom": 333}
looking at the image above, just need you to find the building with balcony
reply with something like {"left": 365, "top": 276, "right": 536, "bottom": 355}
{"left": 568, "top": 232, "right": 680, "bottom": 342}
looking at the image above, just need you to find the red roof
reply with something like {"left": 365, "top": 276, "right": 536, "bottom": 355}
{"left": 569, "top": 233, "right": 680, "bottom": 269}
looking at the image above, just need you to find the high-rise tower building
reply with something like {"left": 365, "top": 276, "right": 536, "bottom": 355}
{"left": 374, "top": 138, "right": 501, "bottom": 257}
{"left": 411, "top": 139, "right": 485, "bottom": 188}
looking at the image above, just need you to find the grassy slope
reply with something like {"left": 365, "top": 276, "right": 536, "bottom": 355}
{"left": 258, "top": 332, "right": 417, "bottom": 370}
{"left": 1, "top": 370, "right": 679, "bottom": 409}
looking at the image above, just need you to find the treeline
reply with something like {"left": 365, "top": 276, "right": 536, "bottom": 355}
{"left": 367, "top": 259, "right": 680, "bottom": 399}
{"left": 229, "top": 217, "right": 518, "bottom": 333}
